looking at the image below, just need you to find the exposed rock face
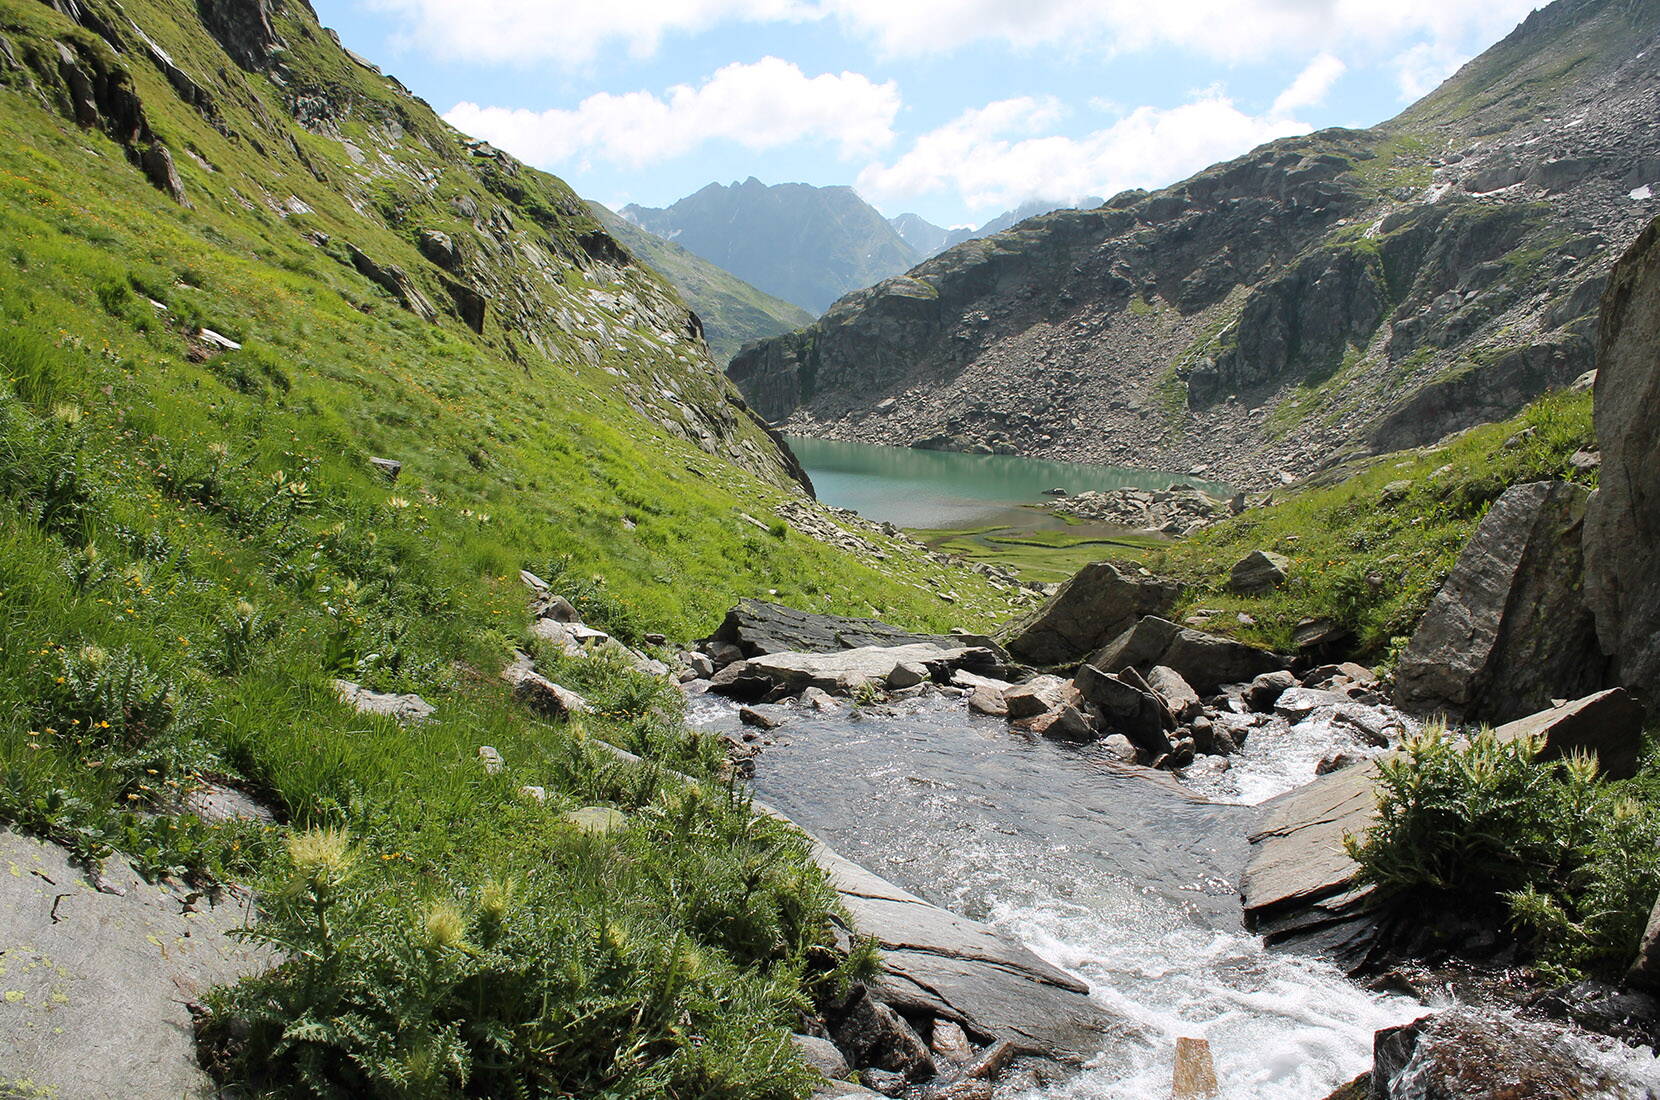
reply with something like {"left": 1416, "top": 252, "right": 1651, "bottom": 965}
{"left": 1089, "top": 617, "right": 1288, "bottom": 696}
{"left": 1000, "top": 561, "right": 1180, "bottom": 667}
{"left": 0, "top": 829, "right": 268, "bottom": 1099}
{"left": 1394, "top": 481, "right": 1610, "bottom": 723}
{"left": 1584, "top": 216, "right": 1660, "bottom": 701}
{"left": 198, "top": 0, "right": 280, "bottom": 70}
{"left": 732, "top": 0, "right": 1660, "bottom": 488}
{"left": 705, "top": 599, "right": 1005, "bottom": 662}
{"left": 1491, "top": 688, "right": 1646, "bottom": 780}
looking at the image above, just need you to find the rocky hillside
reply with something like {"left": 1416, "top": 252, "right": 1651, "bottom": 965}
{"left": 588, "top": 200, "right": 814, "bottom": 364}
{"left": 732, "top": 0, "right": 1660, "bottom": 489}
{"left": 623, "top": 178, "right": 920, "bottom": 314}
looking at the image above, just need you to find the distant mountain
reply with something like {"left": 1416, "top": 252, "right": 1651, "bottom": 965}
{"left": 622, "top": 179, "right": 919, "bottom": 314}
{"left": 732, "top": 0, "right": 1660, "bottom": 490}
{"left": 589, "top": 202, "right": 814, "bottom": 365}
{"left": 889, "top": 198, "right": 1106, "bottom": 260}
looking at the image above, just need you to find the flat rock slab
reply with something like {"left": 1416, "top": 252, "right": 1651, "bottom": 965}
{"left": 331, "top": 678, "right": 435, "bottom": 723}
{"left": 708, "top": 599, "right": 1006, "bottom": 660}
{"left": 719, "top": 643, "right": 1005, "bottom": 698}
{"left": 812, "top": 843, "right": 1128, "bottom": 1063}
{"left": 0, "top": 829, "right": 268, "bottom": 1099}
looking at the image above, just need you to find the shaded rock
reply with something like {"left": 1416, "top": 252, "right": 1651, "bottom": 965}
{"left": 887, "top": 661, "right": 930, "bottom": 690}
{"left": 681, "top": 650, "right": 716, "bottom": 679}
{"left": 1021, "top": 704, "right": 1097, "bottom": 742}
{"left": 792, "top": 1033, "right": 851, "bottom": 1079}
{"left": 1247, "top": 670, "right": 1297, "bottom": 711}
{"left": 1632, "top": 893, "right": 1660, "bottom": 991}
{"left": 1586, "top": 217, "right": 1660, "bottom": 703}
{"left": 1000, "top": 560, "right": 1179, "bottom": 666}
{"left": 1292, "top": 616, "right": 1355, "bottom": 660}
{"left": 832, "top": 988, "right": 936, "bottom": 1080}
{"left": 368, "top": 456, "right": 402, "bottom": 482}
{"left": 707, "top": 599, "right": 1007, "bottom": 663}
{"left": 200, "top": 0, "right": 281, "bottom": 70}
{"left": 1491, "top": 687, "right": 1646, "bottom": 780}
{"left": 1091, "top": 617, "right": 1288, "bottom": 695}
{"left": 331, "top": 678, "right": 434, "bottom": 723}
{"left": 1394, "top": 481, "right": 1610, "bottom": 723}
{"left": 1074, "top": 664, "right": 1174, "bottom": 755}
{"left": 1533, "top": 979, "right": 1660, "bottom": 1050}
{"left": 1228, "top": 550, "right": 1290, "bottom": 594}
{"left": 417, "top": 228, "right": 461, "bottom": 271}
{"left": 0, "top": 829, "right": 267, "bottom": 1099}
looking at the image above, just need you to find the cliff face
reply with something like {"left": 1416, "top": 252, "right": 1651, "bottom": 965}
{"left": 731, "top": 0, "right": 1660, "bottom": 488}
{"left": 0, "top": 0, "right": 804, "bottom": 488}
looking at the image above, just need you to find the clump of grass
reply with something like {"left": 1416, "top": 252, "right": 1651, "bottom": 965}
{"left": 1346, "top": 727, "right": 1660, "bottom": 980}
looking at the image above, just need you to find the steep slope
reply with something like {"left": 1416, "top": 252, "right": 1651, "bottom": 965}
{"left": 588, "top": 200, "right": 813, "bottom": 364}
{"left": 623, "top": 177, "right": 919, "bottom": 314}
{"left": 732, "top": 0, "right": 1660, "bottom": 489}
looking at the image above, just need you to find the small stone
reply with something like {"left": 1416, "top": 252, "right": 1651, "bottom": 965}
{"left": 886, "top": 661, "right": 930, "bottom": 690}
{"left": 537, "top": 594, "right": 580, "bottom": 622}
{"left": 929, "top": 1019, "right": 975, "bottom": 1063}
{"left": 518, "top": 785, "right": 547, "bottom": 802}
{"left": 565, "top": 806, "right": 626, "bottom": 834}
{"left": 643, "top": 632, "right": 668, "bottom": 646}
{"left": 739, "top": 705, "right": 786, "bottom": 730}
{"left": 368, "top": 456, "right": 402, "bottom": 481}
{"left": 1246, "top": 670, "right": 1296, "bottom": 711}
{"left": 1101, "top": 733, "right": 1139, "bottom": 762}
{"left": 477, "top": 746, "right": 504, "bottom": 774}
{"left": 791, "top": 1033, "right": 850, "bottom": 1079}
{"left": 801, "top": 686, "right": 840, "bottom": 711}
{"left": 967, "top": 684, "right": 1009, "bottom": 716}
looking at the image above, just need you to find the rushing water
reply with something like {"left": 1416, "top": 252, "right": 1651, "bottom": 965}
{"left": 689, "top": 692, "right": 1425, "bottom": 1097}
{"left": 785, "top": 435, "right": 1230, "bottom": 530}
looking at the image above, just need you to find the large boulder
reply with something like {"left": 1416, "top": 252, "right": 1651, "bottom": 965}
{"left": 1491, "top": 687, "right": 1646, "bottom": 780}
{"left": 1585, "top": 217, "right": 1660, "bottom": 703}
{"left": 1227, "top": 550, "right": 1290, "bottom": 594}
{"left": 710, "top": 643, "right": 1006, "bottom": 699}
{"left": 1394, "top": 481, "right": 1611, "bottom": 723}
{"left": 1074, "top": 665, "right": 1174, "bottom": 757}
{"left": 705, "top": 599, "right": 1006, "bottom": 662}
{"left": 1088, "top": 617, "right": 1288, "bottom": 695}
{"left": 999, "top": 561, "right": 1179, "bottom": 666}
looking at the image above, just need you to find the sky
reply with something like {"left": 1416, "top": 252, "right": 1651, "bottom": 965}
{"left": 310, "top": 0, "right": 1546, "bottom": 229}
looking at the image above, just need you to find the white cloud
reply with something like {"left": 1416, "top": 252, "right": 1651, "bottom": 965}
{"left": 856, "top": 86, "right": 1311, "bottom": 214}
{"left": 1393, "top": 40, "right": 1469, "bottom": 101}
{"left": 368, "top": 0, "right": 1540, "bottom": 66}
{"left": 368, "top": 0, "right": 814, "bottom": 64}
{"left": 443, "top": 58, "right": 900, "bottom": 169}
{"left": 1272, "top": 53, "right": 1347, "bottom": 117}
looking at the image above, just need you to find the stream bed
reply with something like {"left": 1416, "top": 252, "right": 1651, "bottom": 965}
{"left": 690, "top": 693, "right": 1423, "bottom": 1097}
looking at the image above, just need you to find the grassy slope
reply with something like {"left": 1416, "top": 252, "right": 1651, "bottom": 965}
{"left": 0, "top": 0, "right": 1007, "bottom": 1094}
{"left": 590, "top": 201, "right": 815, "bottom": 365}
{"left": 1148, "top": 389, "right": 1598, "bottom": 660}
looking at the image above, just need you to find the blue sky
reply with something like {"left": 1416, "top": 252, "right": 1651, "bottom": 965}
{"left": 312, "top": 0, "right": 1544, "bottom": 228}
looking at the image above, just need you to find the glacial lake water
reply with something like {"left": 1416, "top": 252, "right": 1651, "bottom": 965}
{"left": 785, "top": 435, "right": 1229, "bottom": 530}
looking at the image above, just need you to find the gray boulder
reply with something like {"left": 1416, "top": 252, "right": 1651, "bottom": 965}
{"left": 1228, "top": 550, "right": 1290, "bottom": 594}
{"left": 1585, "top": 218, "right": 1660, "bottom": 703}
{"left": 1089, "top": 617, "right": 1288, "bottom": 695}
{"left": 1146, "top": 665, "right": 1201, "bottom": 720}
{"left": 792, "top": 1033, "right": 851, "bottom": 1079}
{"left": 331, "top": 678, "right": 435, "bottom": 723}
{"left": 1630, "top": 894, "right": 1660, "bottom": 990}
{"left": 1394, "top": 481, "right": 1613, "bottom": 723}
{"left": 706, "top": 599, "right": 1007, "bottom": 662}
{"left": 1394, "top": 481, "right": 1611, "bottom": 723}
{"left": 1002, "top": 675, "right": 1075, "bottom": 719}
{"left": 1074, "top": 665, "right": 1174, "bottom": 757}
{"left": 711, "top": 644, "right": 1003, "bottom": 699}
{"left": 1000, "top": 561, "right": 1179, "bottom": 666}
{"left": 1491, "top": 688, "right": 1646, "bottom": 780}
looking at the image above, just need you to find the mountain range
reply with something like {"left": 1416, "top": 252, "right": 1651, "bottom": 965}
{"left": 730, "top": 0, "right": 1660, "bottom": 489}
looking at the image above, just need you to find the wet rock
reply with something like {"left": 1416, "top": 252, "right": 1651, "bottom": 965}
{"left": 887, "top": 661, "right": 931, "bottom": 690}
{"left": 1101, "top": 733, "right": 1139, "bottom": 762}
{"left": 1247, "top": 670, "right": 1298, "bottom": 711}
{"left": 1002, "top": 675, "right": 1075, "bottom": 719}
{"left": 1273, "top": 687, "right": 1350, "bottom": 720}
{"left": 1491, "top": 688, "right": 1646, "bottom": 779}
{"left": 1090, "top": 617, "right": 1288, "bottom": 695}
{"left": 1000, "top": 561, "right": 1180, "bottom": 666}
{"left": 1533, "top": 979, "right": 1660, "bottom": 1050}
{"left": 813, "top": 1084, "right": 883, "bottom": 1098}
{"left": 1394, "top": 481, "right": 1610, "bottom": 724}
{"left": 1371, "top": 1009, "right": 1636, "bottom": 1098}
{"left": 832, "top": 988, "right": 937, "bottom": 1080}
{"left": 0, "top": 830, "right": 267, "bottom": 1099}
{"left": 331, "top": 678, "right": 435, "bottom": 723}
{"left": 1316, "top": 750, "right": 1364, "bottom": 775}
{"left": 929, "top": 1019, "right": 975, "bottom": 1063}
{"left": 1147, "top": 665, "right": 1202, "bottom": 721}
{"left": 802, "top": 685, "right": 841, "bottom": 711}
{"left": 967, "top": 684, "right": 1009, "bottom": 717}
{"left": 739, "top": 704, "right": 788, "bottom": 730}
{"left": 1022, "top": 705, "right": 1098, "bottom": 742}
{"left": 1228, "top": 550, "right": 1290, "bottom": 594}
{"left": 792, "top": 1033, "right": 851, "bottom": 1079}
{"left": 1586, "top": 218, "right": 1660, "bottom": 703}
{"left": 681, "top": 651, "right": 716, "bottom": 679}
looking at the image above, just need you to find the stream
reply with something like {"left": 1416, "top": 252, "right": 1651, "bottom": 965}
{"left": 690, "top": 693, "right": 1422, "bottom": 1097}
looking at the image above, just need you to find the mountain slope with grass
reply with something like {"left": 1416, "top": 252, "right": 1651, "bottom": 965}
{"left": 0, "top": 0, "right": 1018, "bottom": 1095}
{"left": 732, "top": 0, "right": 1660, "bottom": 488}
{"left": 588, "top": 200, "right": 815, "bottom": 365}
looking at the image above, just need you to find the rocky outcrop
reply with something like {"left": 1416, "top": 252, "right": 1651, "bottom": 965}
{"left": 1089, "top": 616, "right": 1288, "bottom": 696}
{"left": 733, "top": 0, "right": 1660, "bottom": 489}
{"left": 1393, "top": 481, "right": 1610, "bottom": 723}
{"left": 1000, "top": 561, "right": 1180, "bottom": 667}
{"left": 0, "top": 829, "right": 267, "bottom": 1099}
{"left": 1585, "top": 216, "right": 1660, "bottom": 701}
{"left": 198, "top": 0, "right": 280, "bottom": 71}
{"left": 704, "top": 599, "right": 1004, "bottom": 663}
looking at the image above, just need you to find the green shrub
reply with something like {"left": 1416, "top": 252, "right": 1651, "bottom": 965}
{"left": 1346, "top": 728, "right": 1660, "bottom": 979}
